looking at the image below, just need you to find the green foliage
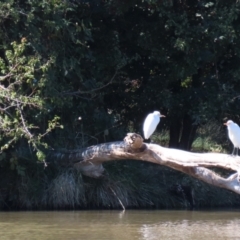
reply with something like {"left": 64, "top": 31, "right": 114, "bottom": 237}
{"left": 99, "top": 0, "right": 240, "bottom": 149}
{"left": 1, "top": 0, "right": 240, "bottom": 153}
{"left": 1, "top": 0, "right": 240, "bottom": 209}
{"left": 1, "top": 163, "right": 240, "bottom": 210}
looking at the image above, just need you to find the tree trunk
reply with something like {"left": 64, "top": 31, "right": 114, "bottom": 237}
{"left": 179, "top": 114, "right": 198, "bottom": 151}
{"left": 48, "top": 133, "right": 240, "bottom": 195}
{"left": 169, "top": 119, "right": 181, "bottom": 149}
{"left": 169, "top": 114, "right": 198, "bottom": 151}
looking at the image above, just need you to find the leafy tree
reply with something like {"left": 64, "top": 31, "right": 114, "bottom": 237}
{"left": 101, "top": 0, "right": 240, "bottom": 150}
{"left": 1, "top": 0, "right": 240, "bottom": 157}
{"left": 1, "top": 0, "right": 240, "bottom": 209}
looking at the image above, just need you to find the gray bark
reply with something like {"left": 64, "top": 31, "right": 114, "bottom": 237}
{"left": 48, "top": 133, "right": 240, "bottom": 195}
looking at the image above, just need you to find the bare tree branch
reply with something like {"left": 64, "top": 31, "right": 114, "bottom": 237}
{"left": 0, "top": 73, "right": 14, "bottom": 82}
{"left": 17, "top": 101, "right": 33, "bottom": 139}
{"left": 48, "top": 133, "right": 240, "bottom": 195}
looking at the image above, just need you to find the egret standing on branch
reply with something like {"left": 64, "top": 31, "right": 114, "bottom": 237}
{"left": 143, "top": 111, "right": 165, "bottom": 140}
{"left": 224, "top": 120, "right": 240, "bottom": 156}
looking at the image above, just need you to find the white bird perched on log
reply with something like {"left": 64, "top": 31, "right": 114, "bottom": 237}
{"left": 143, "top": 111, "right": 165, "bottom": 139}
{"left": 224, "top": 120, "right": 240, "bottom": 156}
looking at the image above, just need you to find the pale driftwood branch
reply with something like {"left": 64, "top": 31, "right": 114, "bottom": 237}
{"left": 49, "top": 133, "right": 240, "bottom": 195}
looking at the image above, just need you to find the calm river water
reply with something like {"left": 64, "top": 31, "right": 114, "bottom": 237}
{"left": 0, "top": 209, "right": 240, "bottom": 240}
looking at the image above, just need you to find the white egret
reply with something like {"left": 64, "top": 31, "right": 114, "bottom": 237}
{"left": 224, "top": 120, "right": 240, "bottom": 156}
{"left": 143, "top": 111, "right": 165, "bottom": 139}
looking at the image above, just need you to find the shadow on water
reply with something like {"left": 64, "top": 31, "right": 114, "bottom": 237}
{"left": 0, "top": 209, "right": 240, "bottom": 240}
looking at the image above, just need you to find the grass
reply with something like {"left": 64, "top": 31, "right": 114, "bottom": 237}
{"left": 152, "top": 120, "right": 229, "bottom": 153}
{"left": 191, "top": 121, "right": 228, "bottom": 153}
{"left": 1, "top": 159, "right": 239, "bottom": 210}
{"left": 0, "top": 121, "right": 238, "bottom": 210}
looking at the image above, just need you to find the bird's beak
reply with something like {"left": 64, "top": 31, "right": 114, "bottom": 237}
{"left": 161, "top": 115, "right": 166, "bottom": 118}
{"left": 223, "top": 122, "right": 227, "bottom": 126}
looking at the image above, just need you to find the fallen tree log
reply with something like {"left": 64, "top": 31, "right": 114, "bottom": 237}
{"left": 48, "top": 133, "right": 240, "bottom": 195}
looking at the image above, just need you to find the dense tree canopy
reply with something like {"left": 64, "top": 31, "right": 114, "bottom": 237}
{"left": 1, "top": 0, "right": 240, "bottom": 209}
{"left": 1, "top": 0, "right": 240, "bottom": 152}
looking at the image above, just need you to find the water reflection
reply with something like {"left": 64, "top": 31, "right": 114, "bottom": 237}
{"left": 139, "top": 211, "right": 240, "bottom": 240}
{"left": 0, "top": 210, "right": 239, "bottom": 240}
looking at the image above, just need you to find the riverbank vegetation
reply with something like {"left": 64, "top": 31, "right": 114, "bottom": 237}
{"left": 1, "top": 0, "right": 240, "bottom": 210}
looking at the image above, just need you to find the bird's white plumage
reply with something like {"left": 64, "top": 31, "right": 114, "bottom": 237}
{"left": 224, "top": 120, "right": 240, "bottom": 155}
{"left": 143, "top": 111, "right": 164, "bottom": 139}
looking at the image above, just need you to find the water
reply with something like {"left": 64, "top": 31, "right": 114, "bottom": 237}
{"left": 0, "top": 210, "right": 240, "bottom": 240}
